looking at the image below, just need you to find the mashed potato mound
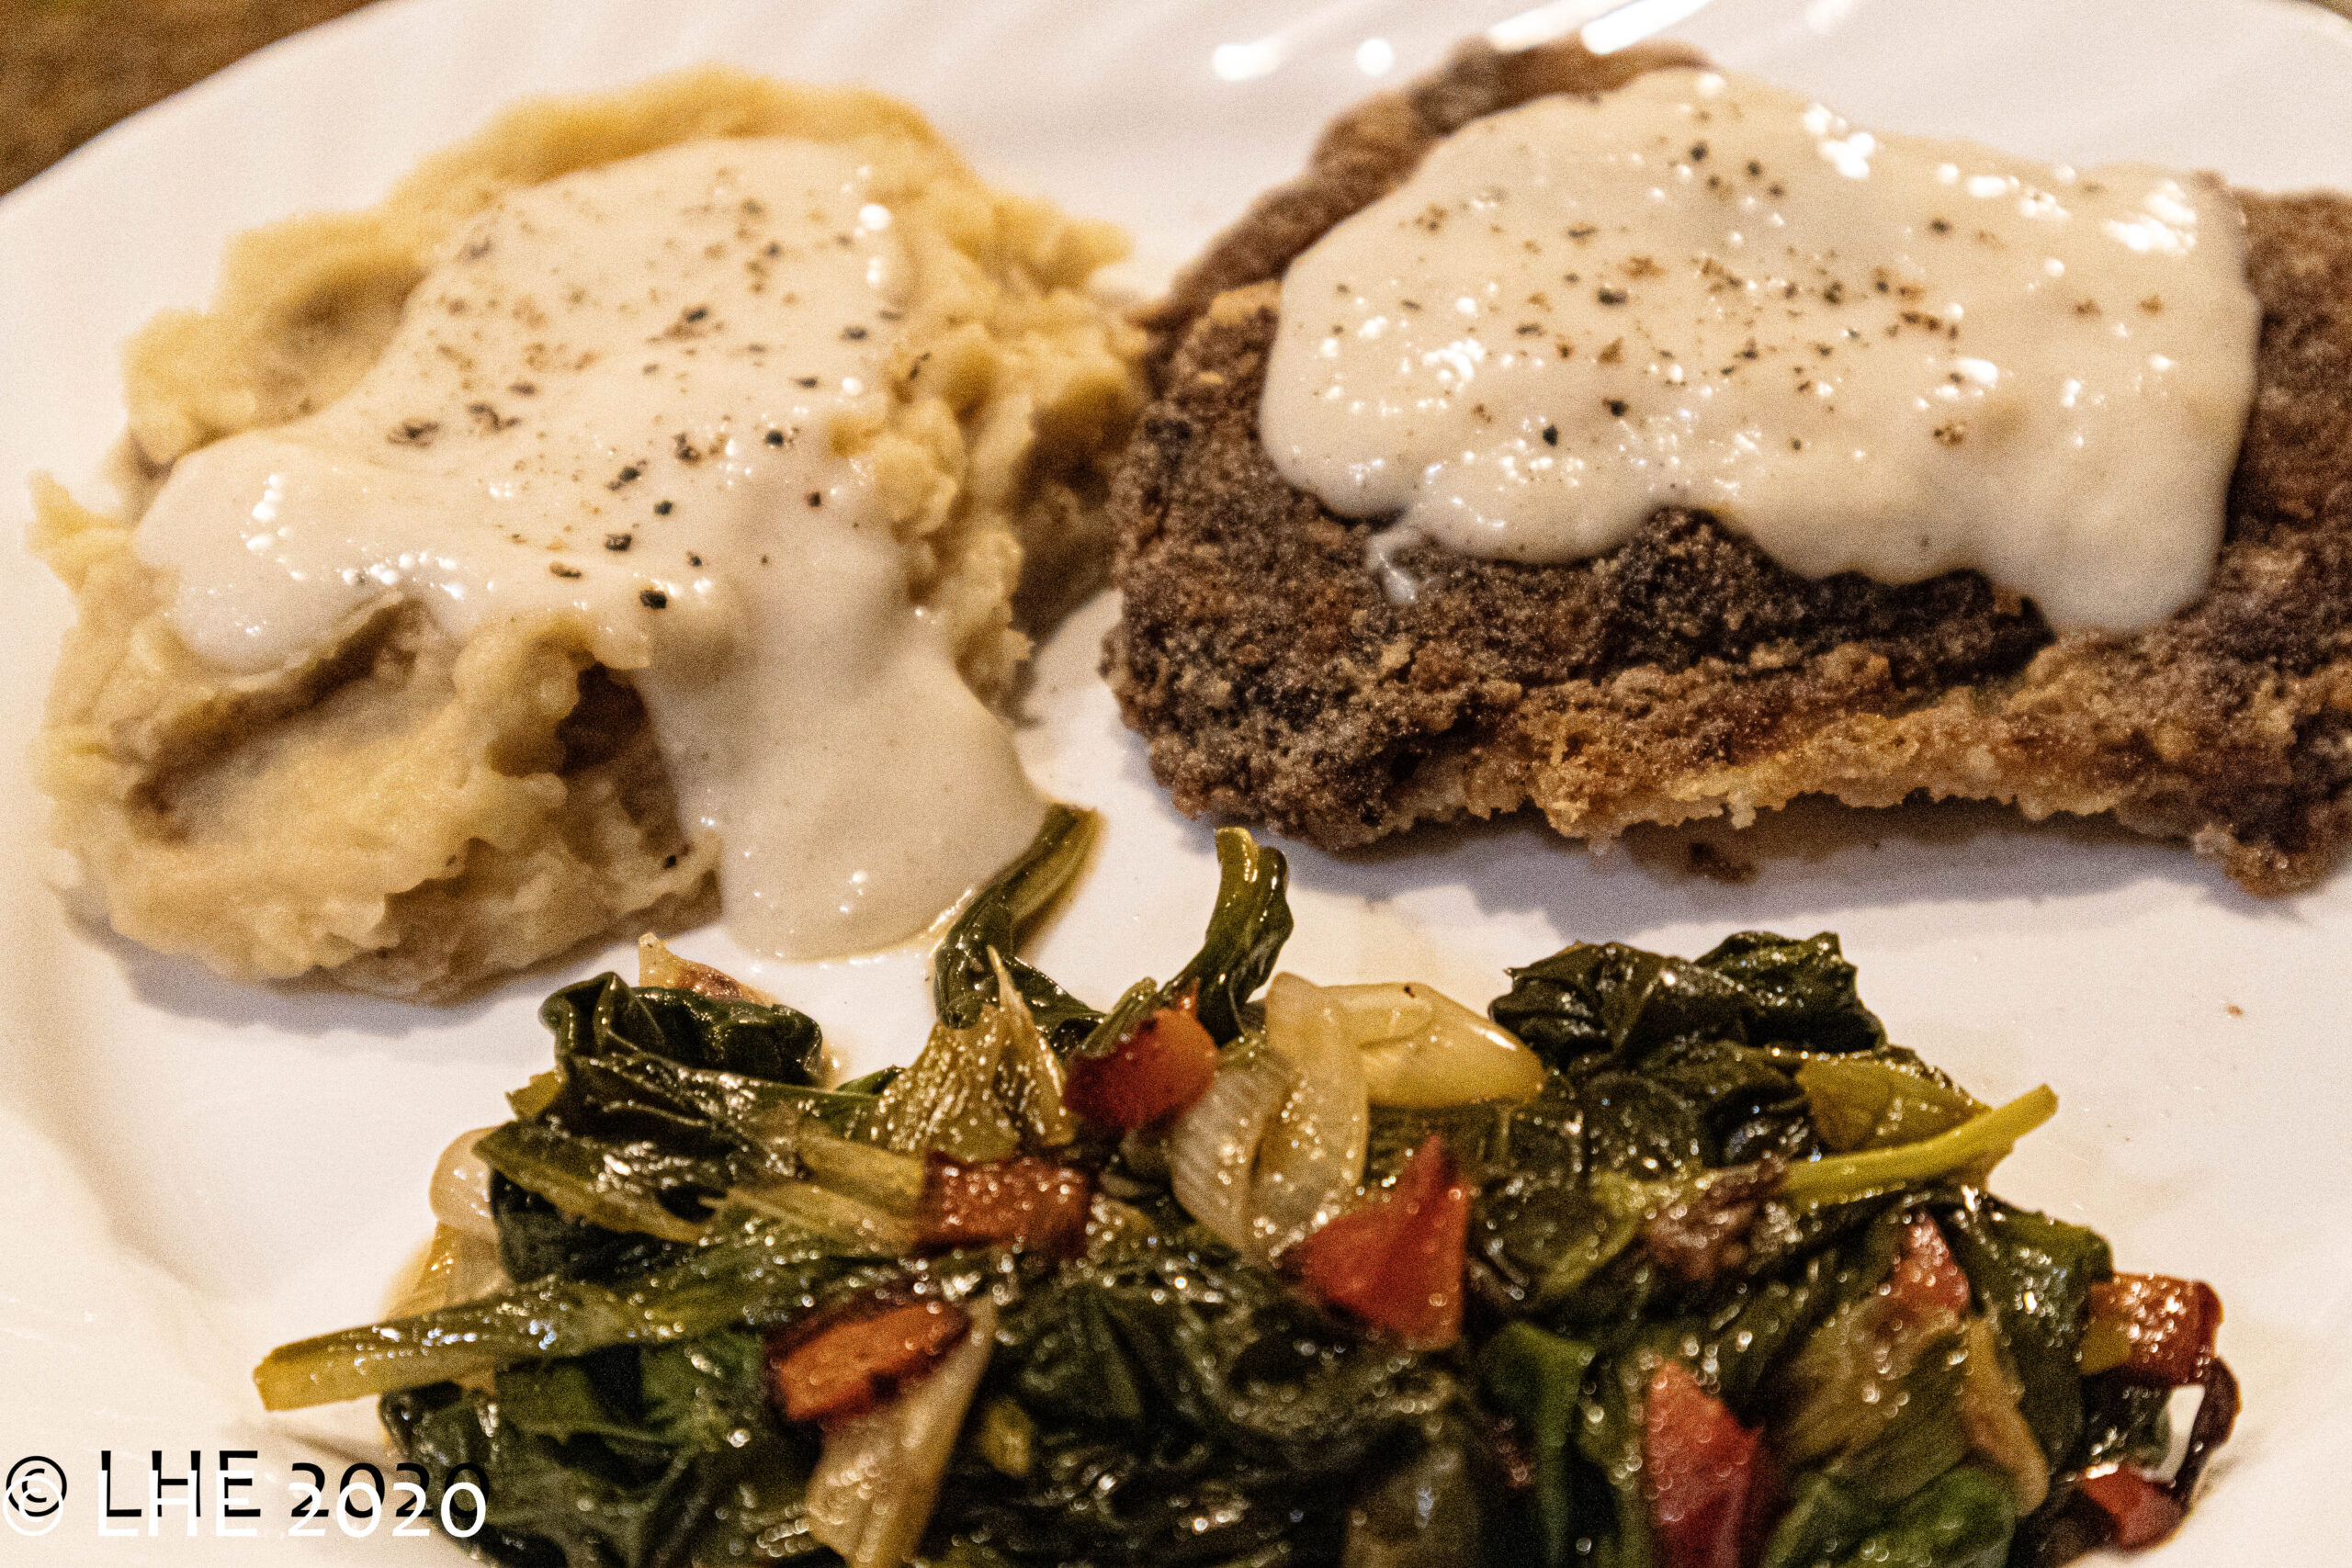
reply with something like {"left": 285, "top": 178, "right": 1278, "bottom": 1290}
{"left": 35, "top": 70, "right": 1143, "bottom": 999}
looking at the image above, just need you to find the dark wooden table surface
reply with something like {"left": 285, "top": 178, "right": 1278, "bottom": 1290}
{"left": 2, "top": 0, "right": 379, "bottom": 196}
{"left": 8, "top": 0, "right": 2352, "bottom": 198}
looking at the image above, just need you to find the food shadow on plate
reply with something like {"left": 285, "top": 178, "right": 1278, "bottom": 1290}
{"left": 1053, "top": 662, "right": 2309, "bottom": 936}
{"left": 62, "top": 902, "right": 660, "bottom": 1046}
{"left": 28, "top": 911, "right": 661, "bottom": 1300}
{"left": 1287, "top": 790, "right": 2304, "bottom": 938}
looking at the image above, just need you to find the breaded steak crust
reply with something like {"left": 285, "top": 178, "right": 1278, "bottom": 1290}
{"left": 1104, "top": 41, "right": 2352, "bottom": 894}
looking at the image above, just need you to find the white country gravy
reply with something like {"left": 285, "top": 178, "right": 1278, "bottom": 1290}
{"left": 1261, "top": 69, "right": 2261, "bottom": 630}
{"left": 132, "top": 137, "right": 1046, "bottom": 959}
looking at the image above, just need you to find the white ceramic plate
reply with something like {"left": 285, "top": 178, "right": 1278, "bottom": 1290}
{"left": 4, "top": 0, "right": 2348, "bottom": 1559}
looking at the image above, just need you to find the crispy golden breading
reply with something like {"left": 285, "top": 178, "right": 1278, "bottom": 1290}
{"left": 1105, "top": 40, "right": 2352, "bottom": 893}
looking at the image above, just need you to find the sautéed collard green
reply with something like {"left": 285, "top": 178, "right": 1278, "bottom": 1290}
{"left": 257, "top": 818, "right": 2234, "bottom": 1568}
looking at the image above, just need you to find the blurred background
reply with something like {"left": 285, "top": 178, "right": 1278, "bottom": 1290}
{"left": 3, "top": 0, "right": 375, "bottom": 194}
{"left": 8, "top": 0, "right": 2352, "bottom": 196}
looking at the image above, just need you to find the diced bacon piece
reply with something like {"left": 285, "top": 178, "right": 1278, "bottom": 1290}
{"left": 2076, "top": 1467, "right": 2187, "bottom": 1550}
{"left": 1885, "top": 1212, "right": 1972, "bottom": 1323}
{"left": 770, "top": 1300, "right": 971, "bottom": 1426}
{"left": 2085, "top": 1273, "right": 2222, "bottom": 1386}
{"left": 1287, "top": 1134, "right": 1468, "bottom": 1349}
{"left": 1644, "top": 1359, "right": 1778, "bottom": 1568}
{"left": 1064, "top": 1003, "right": 1219, "bottom": 1130}
{"left": 920, "top": 1155, "right": 1093, "bottom": 1258}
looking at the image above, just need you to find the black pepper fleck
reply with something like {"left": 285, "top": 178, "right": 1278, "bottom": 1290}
{"left": 549, "top": 562, "right": 582, "bottom": 579}
{"left": 1541, "top": 424, "right": 1559, "bottom": 446}
{"left": 605, "top": 533, "right": 633, "bottom": 551}
{"left": 654, "top": 501, "right": 673, "bottom": 515}
{"left": 842, "top": 325, "right": 868, "bottom": 341}
{"left": 640, "top": 589, "right": 669, "bottom": 609}
{"left": 1606, "top": 399, "right": 1630, "bottom": 417}
{"left": 1597, "top": 288, "right": 1629, "bottom": 306}
{"left": 764, "top": 429, "right": 786, "bottom": 446}
{"left": 807, "top": 492, "right": 824, "bottom": 507}
{"left": 688, "top": 553, "right": 704, "bottom": 568}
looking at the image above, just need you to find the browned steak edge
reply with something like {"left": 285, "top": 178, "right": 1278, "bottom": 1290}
{"left": 1105, "top": 42, "right": 2352, "bottom": 894}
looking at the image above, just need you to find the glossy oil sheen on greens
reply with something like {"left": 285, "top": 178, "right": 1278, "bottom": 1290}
{"left": 254, "top": 818, "right": 2206, "bottom": 1568}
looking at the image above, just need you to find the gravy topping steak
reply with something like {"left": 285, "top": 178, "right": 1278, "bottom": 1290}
{"left": 1263, "top": 69, "right": 2258, "bottom": 631}
{"left": 1108, "top": 40, "right": 2352, "bottom": 891}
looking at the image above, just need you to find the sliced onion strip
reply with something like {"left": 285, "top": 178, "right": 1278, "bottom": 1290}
{"left": 806, "top": 1297, "right": 998, "bottom": 1568}
{"left": 427, "top": 1126, "right": 503, "bottom": 1245}
{"left": 1253, "top": 974, "right": 1371, "bottom": 1256}
{"left": 1346, "top": 982, "right": 1546, "bottom": 1108}
{"left": 1168, "top": 1048, "right": 1298, "bottom": 1254}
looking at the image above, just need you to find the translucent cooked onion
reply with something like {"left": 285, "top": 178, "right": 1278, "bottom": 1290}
{"left": 1317, "top": 982, "right": 1434, "bottom": 1047}
{"left": 807, "top": 1297, "right": 998, "bottom": 1568}
{"left": 1254, "top": 974, "right": 1371, "bottom": 1255}
{"left": 1168, "top": 1047, "right": 1298, "bottom": 1254}
{"left": 636, "top": 933, "right": 779, "bottom": 1003}
{"left": 1339, "top": 982, "right": 1546, "bottom": 1108}
{"left": 386, "top": 1224, "right": 507, "bottom": 1318}
{"left": 427, "top": 1126, "right": 503, "bottom": 1245}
